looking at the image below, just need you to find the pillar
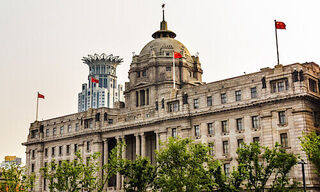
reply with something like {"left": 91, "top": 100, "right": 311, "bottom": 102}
{"left": 135, "top": 133, "right": 140, "bottom": 158}
{"left": 155, "top": 132, "right": 160, "bottom": 151}
{"left": 140, "top": 133, "right": 146, "bottom": 157}
{"left": 116, "top": 136, "right": 121, "bottom": 190}
{"left": 103, "top": 139, "right": 109, "bottom": 190}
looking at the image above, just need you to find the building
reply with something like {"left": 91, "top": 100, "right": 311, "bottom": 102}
{"left": 0, "top": 156, "right": 22, "bottom": 168}
{"left": 78, "top": 53, "right": 124, "bottom": 112}
{"left": 23, "top": 10, "right": 320, "bottom": 192}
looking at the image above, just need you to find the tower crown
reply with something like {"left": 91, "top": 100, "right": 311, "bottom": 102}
{"left": 152, "top": 4, "right": 176, "bottom": 39}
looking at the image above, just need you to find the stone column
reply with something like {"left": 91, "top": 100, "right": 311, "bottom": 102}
{"left": 116, "top": 136, "right": 121, "bottom": 190}
{"left": 103, "top": 139, "right": 109, "bottom": 190}
{"left": 140, "top": 133, "right": 146, "bottom": 157}
{"left": 155, "top": 131, "right": 160, "bottom": 151}
{"left": 135, "top": 133, "right": 140, "bottom": 158}
{"left": 121, "top": 136, "right": 126, "bottom": 189}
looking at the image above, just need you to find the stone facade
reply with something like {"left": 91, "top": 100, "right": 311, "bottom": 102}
{"left": 23, "top": 14, "right": 320, "bottom": 191}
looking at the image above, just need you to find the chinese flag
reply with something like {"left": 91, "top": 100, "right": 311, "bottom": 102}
{"left": 91, "top": 77, "right": 99, "bottom": 83}
{"left": 174, "top": 52, "right": 182, "bottom": 59}
{"left": 38, "top": 93, "right": 45, "bottom": 99}
{"left": 276, "top": 21, "right": 286, "bottom": 29}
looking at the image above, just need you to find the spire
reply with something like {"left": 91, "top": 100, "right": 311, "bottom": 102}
{"left": 152, "top": 4, "right": 176, "bottom": 39}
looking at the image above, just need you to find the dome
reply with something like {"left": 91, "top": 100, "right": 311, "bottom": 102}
{"left": 139, "top": 37, "right": 193, "bottom": 61}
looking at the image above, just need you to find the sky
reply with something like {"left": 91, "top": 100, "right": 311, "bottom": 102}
{"left": 0, "top": 0, "right": 319, "bottom": 163}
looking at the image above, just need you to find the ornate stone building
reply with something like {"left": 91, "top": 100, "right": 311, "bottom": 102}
{"left": 23, "top": 11, "right": 320, "bottom": 191}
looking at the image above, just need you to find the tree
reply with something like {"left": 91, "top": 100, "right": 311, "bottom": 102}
{"left": 154, "top": 137, "right": 214, "bottom": 192}
{"left": 300, "top": 131, "right": 320, "bottom": 176}
{"left": 236, "top": 142, "right": 298, "bottom": 192}
{"left": 0, "top": 163, "right": 35, "bottom": 192}
{"left": 119, "top": 156, "right": 156, "bottom": 192}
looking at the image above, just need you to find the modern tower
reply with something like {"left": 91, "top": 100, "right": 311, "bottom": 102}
{"left": 78, "top": 53, "right": 124, "bottom": 112}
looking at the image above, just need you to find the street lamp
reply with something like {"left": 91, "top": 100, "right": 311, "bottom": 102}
{"left": 298, "top": 159, "right": 306, "bottom": 192}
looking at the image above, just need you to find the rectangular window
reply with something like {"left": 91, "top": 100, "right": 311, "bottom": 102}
{"left": 194, "top": 125, "right": 200, "bottom": 137}
{"left": 108, "top": 119, "right": 113, "bottom": 124}
{"left": 237, "top": 139, "right": 244, "bottom": 148}
{"left": 221, "top": 120, "right": 228, "bottom": 133}
{"left": 207, "top": 123, "right": 214, "bottom": 135}
{"left": 52, "top": 147, "right": 55, "bottom": 156}
{"left": 278, "top": 81, "right": 284, "bottom": 92}
{"left": 221, "top": 93, "right": 227, "bottom": 104}
{"left": 45, "top": 148, "right": 48, "bottom": 157}
{"left": 172, "top": 128, "right": 177, "bottom": 138}
{"left": 168, "top": 101, "right": 179, "bottom": 112}
{"left": 75, "top": 123, "right": 79, "bottom": 131}
{"left": 209, "top": 143, "right": 214, "bottom": 156}
{"left": 280, "top": 133, "right": 288, "bottom": 147}
{"left": 207, "top": 96, "right": 212, "bottom": 106}
{"left": 60, "top": 126, "right": 64, "bottom": 135}
{"left": 252, "top": 116, "right": 259, "bottom": 129}
{"left": 32, "top": 150, "right": 35, "bottom": 158}
{"left": 194, "top": 99, "right": 199, "bottom": 109}
{"left": 166, "top": 67, "right": 171, "bottom": 71}
{"left": 59, "top": 146, "right": 62, "bottom": 155}
{"left": 235, "top": 90, "right": 241, "bottom": 101}
{"left": 68, "top": 125, "right": 72, "bottom": 133}
{"left": 142, "top": 70, "right": 146, "bottom": 77}
{"left": 236, "top": 118, "right": 243, "bottom": 131}
{"left": 87, "top": 141, "right": 90, "bottom": 151}
{"left": 251, "top": 87, "right": 257, "bottom": 98}
{"left": 137, "top": 71, "right": 140, "bottom": 78}
{"left": 271, "top": 78, "right": 289, "bottom": 93}
{"left": 46, "top": 129, "right": 49, "bottom": 137}
{"left": 223, "top": 141, "right": 229, "bottom": 154}
{"left": 66, "top": 145, "right": 70, "bottom": 154}
{"left": 224, "top": 163, "right": 230, "bottom": 176}
{"left": 74, "top": 144, "right": 78, "bottom": 153}
{"left": 309, "top": 79, "right": 317, "bottom": 93}
{"left": 253, "top": 137, "right": 260, "bottom": 143}
{"left": 31, "top": 164, "right": 35, "bottom": 173}
{"left": 278, "top": 111, "right": 286, "bottom": 125}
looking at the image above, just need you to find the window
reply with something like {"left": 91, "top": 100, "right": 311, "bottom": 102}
{"left": 60, "top": 126, "right": 64, "bottom": 135}
{"left": 53, "top": 128, "right": 56, "bottom": 136}
{"left": 87, "top": 141, "right": 90, "bottom": 151}
{"left": 46, "top": 129, "right": 49, "bottom": 137}
{"left": 172, "top": 128, "right": 177, "bottom": 138}
{"left": 221, "top": 120, "right": 228, "bottom": 133}
{"left": 108, "top": 119, "right": 113, "bottom": 124}
{"left": 236, "top": 118, "right": 243, "bottom": 131}
{"left": 207, "top": 123, "right": 214, "bottom": 135}
{"left": 31, "top": 164, "right": 35, "bottom": 173}
{"left": 237, "top": 139, "right": 244, "bottom": 148}
{"left": 207, "top": 96, "right": 212, "bottom": 106}
{"left": 45, "top": 148, "right": 48, "bottom": 157}
{"left": 209, "top": 143, "right": 214, "bottom": 156}
{"left": 168, "top": 101, "right": 179, "bottom": 112}
{"left": 280, "top": 133, "right": 288, "bottom": 147}
{"left": 89, "top": 121, "right": 93, "bottom": 128}
{"left": 166, "top": 67, "right": 171, "bottom": 71}
{"left": 253, "top": 137, "right": 260, "bottom": 143}
{"left": 194, "top": 125, "right": 200, "bottom": 137}
{"left": 66, "top": 145, "right": 70, "bottom": 154}
{"left": 31, "top": 130, "right": 38, "bottom": 138}
{"left": 309, "top": 78, "right": 317, "bottom": 93}
{"left": 235, "top": 90, "right": 241, "bottom": 101}
{"left": 75, "top": 123, "right": 79, "bottom": 131}
{"left": 32, "top": 150, "right": 35, "bottom": 158}
{"left": 252, "top": 116, "right": 259, "bottom": 129}
{"left": 59, "top": 146, "right": 62, "bottom": 155}
{"left": 194, "top": 99, "right": 199, "bottom": 109}
{"left": 224, "top": 163, "right": 230, "bottom": 176}
{"left": 68, "top": 125, "right": 72, "bottom": 133}
{"left": 142, "top": 70, "right": 146, "bottom": 77}
{"left": 74, "top": 144, "right": 78, "bottom": 153}
{"left": 221, "top": 93, "right": 227, "bottom": 104}
{"left": 270, "top": 79, "right": 289, "bottom": 93}
{"left": 52, "top": 147, "right": 55, "bottom": 156}
{"left": 251, "top": 87, "right": 257, "bottom": 98}
{"left": 223, "top": 141, "right": 229, "bottom": 154}
{"left": 278, "top": 111, "right": 286, "bottom": 125}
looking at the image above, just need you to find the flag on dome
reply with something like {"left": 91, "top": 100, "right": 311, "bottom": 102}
{"left": 275, "top": 21, "right": 286, "bottom": 29}
{"left": 91, "top": 77, "right": 99, "bottom": 83}
{"left": 38, "top": 93, "right": 45, "bottom": 99}
{"left": 174, "top": 52, "right": 182, "bottom": 58}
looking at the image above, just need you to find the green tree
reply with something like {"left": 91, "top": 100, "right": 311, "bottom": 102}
{"left": 300, "top": 131, "right": 320, "bottom": 176}
{"left": 0, "top": 163, "right": 35, "bottom": 192}
{"left": 120, "top": 156, "right": 156, "bottom": 192}
{"left": 236, "top": 142, "right": 298, "bottom": 192}
{"left": 154, "top": 137, "right": 214, "bottom": 192}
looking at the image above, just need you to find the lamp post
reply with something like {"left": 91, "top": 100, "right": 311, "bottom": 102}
{"left": 298, "top": 159, "right": 306, "bottom": 192}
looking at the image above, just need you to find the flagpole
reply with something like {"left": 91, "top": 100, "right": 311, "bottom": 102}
{"left": 36, "top": 92, "right": 39, "bottom": 121}
{"left": 274, "top": 19, "right": 280, "bottom": 65}
{"left": 172, "top": 51, "right": 176, "bottom": 89}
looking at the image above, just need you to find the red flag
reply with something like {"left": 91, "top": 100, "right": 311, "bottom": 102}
{"left": 91, "top": 77, "right": 99, "bottom": 83}
{"left": 174, "top": 52, "right": 182, "bottom": 59}
{"left": 38, "top": 93, "right": 45, "bottom": 99}
{"left": 275, "top": 21, "right": 286, "bottom": 29}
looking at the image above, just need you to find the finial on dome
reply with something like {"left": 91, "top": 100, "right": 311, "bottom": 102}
{"left": 162, "top": 4, "right": 165, "bottom": 21}
{"left": 152, "top": 3, "right": 176, "bottom": 39}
